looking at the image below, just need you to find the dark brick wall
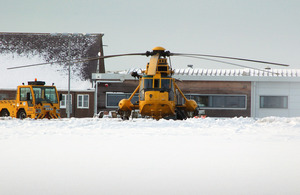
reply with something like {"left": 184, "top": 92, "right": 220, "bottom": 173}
{"left": 0, "top": 90, "right": 17, "bottom": 100}
{"left": 176, "top": 81, "right": 251, "bottom": 117}
{"left": 59, "top": 90, "right": 95, "bottom": 118}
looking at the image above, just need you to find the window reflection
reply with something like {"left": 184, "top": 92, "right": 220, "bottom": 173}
{"left": 186, "top": 94, "right": 246, "bottom": 109}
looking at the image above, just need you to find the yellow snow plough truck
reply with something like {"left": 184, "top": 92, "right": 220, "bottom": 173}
{"left": 0, "top": 80, "right": 61, "bottom": 119}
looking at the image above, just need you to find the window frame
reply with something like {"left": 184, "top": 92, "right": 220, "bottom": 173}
{"left": 184, "top": 94, "right": 247, "bottom": 110}
{"left": 77, "top": 94, "right": 89, "bottom": 109}
{"left": 106, "top": 92, "right": 139, "bottom": 108}
{"left": 60, "top": 94, "right": 72, "bottom": 109}
{"left": 19, "top": 87, "right": 32, "bottom": 101}
{"left": 259, "top": 95, "right": 288, "bottom": 109}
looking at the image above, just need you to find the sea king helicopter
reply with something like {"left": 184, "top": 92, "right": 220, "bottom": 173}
{"left": 118, "top": 46, "right": 198, "bottom": 120}
{"left": 8, "top": 46, "right": 289, "bottom": 120}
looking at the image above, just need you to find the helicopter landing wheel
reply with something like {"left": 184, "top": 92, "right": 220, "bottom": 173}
{"left": 175, "top": 108, "right": 187, "bottom": 120}
{"left": 118, "top": 110, "right": 131, "bottom": 120}
{"left": 121, "top": 116, "right": 129, "bottom": 120}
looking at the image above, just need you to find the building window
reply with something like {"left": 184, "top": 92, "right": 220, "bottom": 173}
{"left": 60, "top": 94, "right": 72, "bottom": 109}
{"left": 260, "top": 96, "right": 288, "bottom": 109}
{"left": 77, "top": 94, "right": 89, "bottom": 109}
{"left": 185, "top": 94, "right": 247, "bottom": 109}
{"left": 106, "top": 92, "right": 139, "bottom": 108}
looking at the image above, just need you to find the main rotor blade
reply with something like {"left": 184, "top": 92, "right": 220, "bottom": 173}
{"left": 147, "top": 53, "right": 159, "bottom": 75}
{"left": 7, "top": 53, "right": 146, "bottom": 70}
{"left": 172, "top": 53, "right": 289, "bottom": 67}
{"left": 180, "top": 55, "right": 279, "bottom": 75}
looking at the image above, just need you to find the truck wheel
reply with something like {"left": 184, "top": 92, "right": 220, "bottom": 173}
{"left": 1, "top": 109, "right": 10, "bottom": 117}
{"left": 17, "top": 110, "right": 27, "bottom": 119}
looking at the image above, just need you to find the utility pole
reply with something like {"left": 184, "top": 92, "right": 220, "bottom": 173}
{"left": 67, "top": 36, "right": 71, "bottom": 118}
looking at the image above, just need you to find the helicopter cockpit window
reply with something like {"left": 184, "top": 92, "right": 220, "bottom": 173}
{"left": 161, "top": 79, "right": 170, "bottom": 90}
{"left": 144, "top": 79, "right": 153, "bottom": 89}
{"left": 154, "top": 79, "right": 160, "bottom": 88}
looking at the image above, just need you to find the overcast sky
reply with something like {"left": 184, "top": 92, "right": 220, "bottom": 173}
{"left": 1, "top": 0, "right": 300, "bottom": 71}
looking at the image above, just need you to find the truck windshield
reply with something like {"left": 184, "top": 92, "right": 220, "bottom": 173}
{"left": 33, "top": 87, "right": 58, "bottom": 104}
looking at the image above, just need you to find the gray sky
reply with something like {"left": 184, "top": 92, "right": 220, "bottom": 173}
{"left": 1, "top": 0, "right": 300, "bottom": 71}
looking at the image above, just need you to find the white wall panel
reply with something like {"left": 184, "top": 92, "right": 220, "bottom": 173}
{"left": 254, "top": 82, "right": 300, "bottom": 117}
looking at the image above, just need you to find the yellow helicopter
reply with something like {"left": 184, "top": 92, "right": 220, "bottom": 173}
{"left": 117, "top": 46, "right": 198, "bottom": 120}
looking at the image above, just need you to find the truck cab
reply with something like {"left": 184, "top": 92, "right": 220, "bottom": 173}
{"left": 0, "top": 80, "right": 61, "bottom": 119}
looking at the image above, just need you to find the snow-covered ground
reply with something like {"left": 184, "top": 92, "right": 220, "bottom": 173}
{"left": 1, "top": 117, "right": 300, "bottom": 195}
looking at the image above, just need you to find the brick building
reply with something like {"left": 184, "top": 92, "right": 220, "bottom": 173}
{"left": 92, "top": 68, "right": 300, "bottom": 118}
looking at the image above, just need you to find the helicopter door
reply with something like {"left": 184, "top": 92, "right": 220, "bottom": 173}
{"left": 139, "top": 78, "right": 153, "bottom": 101}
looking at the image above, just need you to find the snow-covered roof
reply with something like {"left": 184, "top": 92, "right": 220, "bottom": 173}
{"left": 93, "top": 68, "right": 300, "bottom": 83}
{"left": 124, "top": 68, "right": 300, "bottom": 77}
{"left": 174, "top": 68, "right": 300, "bottom": 77}
{"left": 0, "top": 54, "right": 93, "bottom": 90}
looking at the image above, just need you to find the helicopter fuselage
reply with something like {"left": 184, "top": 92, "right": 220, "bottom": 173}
{"left": 139, "top": 75, "right": 176, "bottom": 120}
